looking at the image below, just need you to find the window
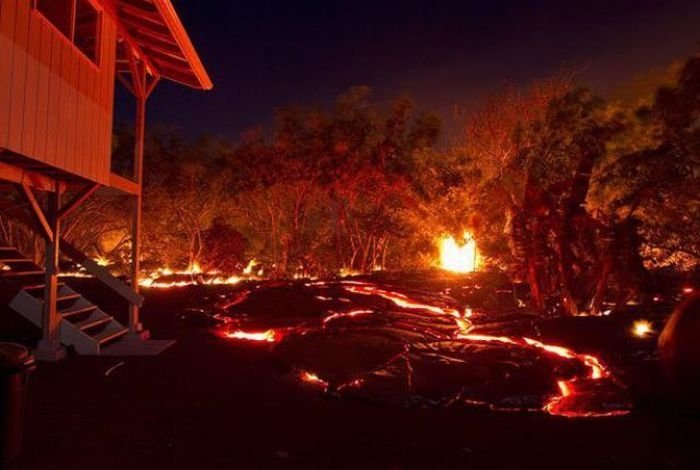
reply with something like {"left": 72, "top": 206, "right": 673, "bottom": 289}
{"left": 35, "top": 0, "right": 102, "bottom": 65}
{"left": 35, "top": 0, "right": 74, "bottom": 38}
{"left": 74, "top": 0, "right": 100, "bottom": 63}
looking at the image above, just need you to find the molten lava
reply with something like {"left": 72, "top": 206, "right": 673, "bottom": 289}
{"left": 225, "top": 329, "right": 278, "bottom": 342}
{"left": 322, "top": 309, "right": 374, "bottom": 325}
{"left": 300, "top": 371, "right": 329, "bottom": 389}
{"left": 218, "top": 279, "right": 630, "bottom": 418}
{"left": 438, "top": 232, "right": 477, "bottom": 273}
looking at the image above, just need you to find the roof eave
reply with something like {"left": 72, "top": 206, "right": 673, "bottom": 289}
{"left": 151, "top": 0, "right": 213, "bottom": 90}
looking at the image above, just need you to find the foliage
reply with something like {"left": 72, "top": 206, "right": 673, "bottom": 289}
{"left": 7, "top": 56, "right": 696, "bottom": 317}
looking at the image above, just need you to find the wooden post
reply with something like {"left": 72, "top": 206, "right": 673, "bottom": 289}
{"left": 36, "top": 182, "right": 66, "bottom": 360}
{"left": 128, "top": 61, "right": 147, "bottom": 336}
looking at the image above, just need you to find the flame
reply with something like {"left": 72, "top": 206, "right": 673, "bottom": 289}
{"left": 243, "top": 259, "right": 257, "bottom": 275}
{"left": 632, "top": 320, "right": 653, "bottom": 338}
{"left": 138, "top": 261, "right": 249, "bottom": 289}
{"left": 225, "top": 329, "right": 278, "bottom": 342}
{"left": 339, "top": 267, "right": 362, "bottom": 277}
{"left": 438, "top": 232, "right": 477, "bottom": 273}
{"left": 185, "top": 261, "right": 203, "bottom": 275}
{"left": 94, "top": 256, "right": 110, "bottom": 266}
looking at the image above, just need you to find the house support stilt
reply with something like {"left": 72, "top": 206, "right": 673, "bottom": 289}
{"left": 119, "top": 44, "right": 160, "bottom": 338}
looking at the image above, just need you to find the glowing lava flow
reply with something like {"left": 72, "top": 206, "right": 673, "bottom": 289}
{"left": 225, "top": 329, "right": 278, "bottom": 342}
{"left": 221, "top": 280, "right": 628, "bottom": 418}
{"left": 439, "top": 232, "right": 478, "bottom": 273}
{"left": 341, "top": 282, "right": 472, "bottom": 334}
{"left": 322, "top": 309, "right": 374, "bottom": 325}
{"left": 456, "top": 332, "right": 624, "bottom": 417}
{"left": 300, "top": 371, "right": 329, "bottom": 389}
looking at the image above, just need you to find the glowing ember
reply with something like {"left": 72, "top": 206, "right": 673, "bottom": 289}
{"left": 300, "top": 371, "right": 329, "bottom": 389}
{"left": 632, "top": 320, "right": 653, "bottom": 338}
{"left": 438, "top": 231, "right": 477, "bottom": 273}
{"left": 225, "top": 329, "right": 278, "bottom": 342}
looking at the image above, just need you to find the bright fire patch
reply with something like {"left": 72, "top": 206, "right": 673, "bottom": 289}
{"left": 439, "top": 232, "right": 477, "bottom": 273}
{"left": 226, "top": 329, "right": 278, "bottom": 342}
{"left": 632, "top": 320, "right": 653, "bottom": 338}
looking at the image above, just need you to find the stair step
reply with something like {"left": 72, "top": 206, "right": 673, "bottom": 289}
{"left": 95, "top": 328, "right": 128, "bottom": 345}
{"left": 23, "top": 282, "right": 66, "bottom": 291}
{"left": 22, "top": 282, "right": 66, "bottom": 294}
{"left": 0, "top": 258, "right": 33, "bottom": 264}
{"left": 2, "top": 270, "right": 44, "bottom": 277}
{"left": 57, "top": 293, "right": 81, "bottom": 303}
{"left": 75, "top": 316, "right": 112, "bottom": 331}
{"left": 60, "top": 305, "right": 97, "bottom": 319}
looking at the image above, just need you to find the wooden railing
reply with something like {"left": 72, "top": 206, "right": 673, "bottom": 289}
{"left": 59, "top": 238, "right": 144, "bottom": 307}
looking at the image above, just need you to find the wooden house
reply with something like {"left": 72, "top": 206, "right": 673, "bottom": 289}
{"left": 0, "top": 0, "right": 212, "bottom": 359}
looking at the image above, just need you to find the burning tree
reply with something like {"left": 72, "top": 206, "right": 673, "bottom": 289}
{"left": 450, "top": 57, "right": 700, "bottom": 315}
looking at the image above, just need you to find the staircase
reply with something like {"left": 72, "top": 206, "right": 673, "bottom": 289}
{"left": 1, "top": 244, "right": 130, "bottom": 355}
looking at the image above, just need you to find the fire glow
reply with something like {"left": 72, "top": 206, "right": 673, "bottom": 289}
{"left": 300, "top": 371, "right": 329, "bottom": 389}
{"left": 138, "top": 261, "right": 252, "bottom": 289}
{"left": 632, "top": 320, "right": 653, "bottom": 338}
{"left": 438, "top": 232, "right": 478, "bottom": 273}
{"left": 225, "top": 329, "right": 278, "bottom": 342}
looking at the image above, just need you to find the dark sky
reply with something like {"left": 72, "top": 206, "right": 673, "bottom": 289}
{"left": 134, "top": 0, "right": 700, "bottom": 140}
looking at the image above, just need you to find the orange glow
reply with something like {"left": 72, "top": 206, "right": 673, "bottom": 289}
{"left": 343, "top": 283, "right": 462, "bottom": 319}
{"left": 186, "top": 260, "right": 203, "bottom": 274}
{"left": 218, "top": 280, "right": 628, "bottom": 418}
{"left": 456, "top": 332, "right": 617, "bottom": 417}
{"left": 139, "top": 262, "right": 248, "bottom": 289}
{"left": 301, "top": 371, "right": 329, "bottom": 389}
{"left": 632, "top": 320, "right": 653, "bottom": 338}
{"left": 438, "top": 231, "right": 477, "bottom": 273}
{"left": 225, "top": 329, "right": 278, "bottom": 342}
{"left": 242, "top": 259, "right": 258, "bottom": 275}
{"left": 94, "top": 256, "right": 110, "bottom": 266}
{"left": 458, "top": 333, "right": 517, "bottom": 344}
{"left": 342, "top": 282, "right": 471, "bottom": 335}
{"left": 322, "top": 309, "right": 373, "bottom": 325}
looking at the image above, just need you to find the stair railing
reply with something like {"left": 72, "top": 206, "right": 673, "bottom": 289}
{"left": 58, "top": 239, "right": 144, "bottom": 308}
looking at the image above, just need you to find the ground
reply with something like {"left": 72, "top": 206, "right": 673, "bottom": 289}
{"left": 14, "top": 278, "right": 700, "bottom": 469}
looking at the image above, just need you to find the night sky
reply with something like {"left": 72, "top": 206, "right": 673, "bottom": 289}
{"left": 133, "top": 0, "right": 700, "bottom": 141}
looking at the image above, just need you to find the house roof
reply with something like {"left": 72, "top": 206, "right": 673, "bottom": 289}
{"left": 115, "top": 0, "right": 213, "bottom": 90}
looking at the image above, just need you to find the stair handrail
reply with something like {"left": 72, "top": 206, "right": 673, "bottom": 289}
{"left": 59, "top": 238, "right": 144, "bottom": 307}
